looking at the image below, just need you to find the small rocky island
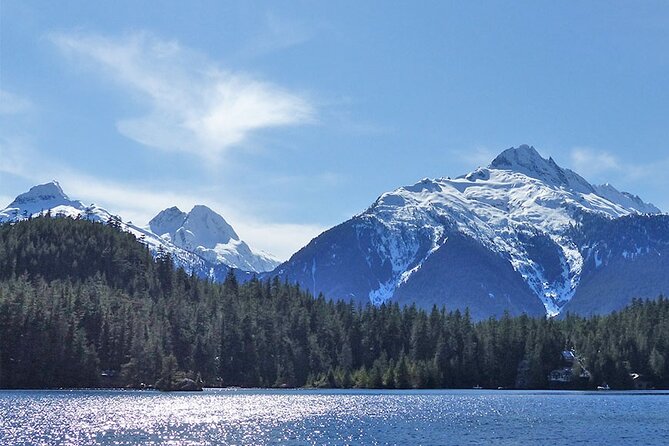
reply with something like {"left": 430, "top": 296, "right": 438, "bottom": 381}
{"left": 154, "top": 355, "right": 204, "bottom": 392}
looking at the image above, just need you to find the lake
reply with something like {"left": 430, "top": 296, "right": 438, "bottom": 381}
{"left": 1, "top": 389, "right": 668, "bottom": 445}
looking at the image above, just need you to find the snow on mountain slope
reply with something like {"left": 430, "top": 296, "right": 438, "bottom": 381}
{"left": 1, "top": 181, "right": 108, "bottom": 223}
{"left": 1, "top": 181, "right": 91, "bottom": 220}
{"left": 592, "top": 183, "right": 660, "bottom": 214}
{"left": 0, "top": 181, "right": 278, "bottom": 274}
{"left": 0, "top": 181, "right": 215, "bottom": 274}
{"left": 374, "top": 145, "right": 662, "bottom": 315}
{"left": 149, "top": 205, "right": 280, "bottom": 272}
{"left": 3, "top": 146, "right": 662, "bottom": 317}
{"left": 362, "top": 145, "right": 660, "bottom": 315}
{"left": 275, "top": 145, "right": 661, "bottom": 317}
{"left": 148, "top": 206, "right": 188, "bottom": 238}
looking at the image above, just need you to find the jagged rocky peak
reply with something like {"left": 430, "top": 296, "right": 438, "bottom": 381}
{"left": 9, "top": 180, "right": 70, "bottom": 206}
{"left": 487, "top": 145, "right": 659, "bottom": 213}
{"left": 491, "top": 144, "right": 565, "bottom": 171}
{"left": 489, "top": 145, "right": 593, "bottom": 193}
{"left": 182, "top": 205, "right": 240, "bottom": 246}
{"left": 489, "top": 145, "right": 567, "bottom": 181}
{"left": 275, "top": 143, "right": 665, "bottom": 319}
{"left": 149, "top": 204, "right": 280, "bottom": 272}
{"left": 150, "top": 204, "right": 240, "bottom": 248}
{"left": 490, "top": 144, "right": 544, "bottom": 168}
{"left": 593, "top": 183, "right": 661, "bottom": 214}
{"left": 149, "top": 206, "right": 188, "bottom": 237}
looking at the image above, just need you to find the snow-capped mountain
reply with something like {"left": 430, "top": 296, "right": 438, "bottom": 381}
{"left": 0, "top": 181, "right": 125, "bottom": 226}
{"left": 1, "top": 181, "right": 90, "bottom": 219}
{"left": 0, "top": 181, "right": 278, "bottom": 275}
{"left": 273, "top": 145, "right": 665, "bottom": 318}
{"left": 4, "top": 147, "right": 667, "bottom": 319}
{"left": 149, "top": 205, "right": 279, "bottom": 272}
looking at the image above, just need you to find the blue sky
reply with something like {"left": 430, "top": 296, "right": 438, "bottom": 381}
{"left": 2, "top": 1, "right": 669, "bottom": 258}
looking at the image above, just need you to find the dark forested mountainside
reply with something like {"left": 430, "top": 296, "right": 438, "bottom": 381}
{"left": 0, "top": 215, "right": 156, "bottom": 294}
{"left": 0, "top": 217, "right": 668, "bottom": 390}
{"left": 563, "top": 213, "right": 669, "bottom": 315}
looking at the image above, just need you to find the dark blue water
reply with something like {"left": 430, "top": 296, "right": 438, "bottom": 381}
{"left": 1, "top": 389, "right": 668, "bottom": 445}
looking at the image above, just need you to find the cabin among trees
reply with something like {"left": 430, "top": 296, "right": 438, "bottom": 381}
{"left": 548, "top": 350, "right": 591, "bottom": 389}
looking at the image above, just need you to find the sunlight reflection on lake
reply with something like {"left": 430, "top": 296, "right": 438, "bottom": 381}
{"left": 1, "top": 388, "right": 668, "bottom": 445}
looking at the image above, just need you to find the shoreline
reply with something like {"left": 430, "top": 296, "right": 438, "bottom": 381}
{"left": 1, "top": 386, "right": 667, "bottom": 393}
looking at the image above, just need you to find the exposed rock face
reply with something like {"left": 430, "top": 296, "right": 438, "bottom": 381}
{"left": 272, "top": 145, "right": 664, "bottom": 319}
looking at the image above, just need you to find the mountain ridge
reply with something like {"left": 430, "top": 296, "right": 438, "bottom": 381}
{"left": 149, "top": 204, "right": 279, "bottom": 272}
{"left": 0, "top": 181, "right": 279, "bottom": 274}
{"left": 2, "top": 145, "right": 665, "bottom": 318}
{"left": 273, "top": 145, "right": 664, "bottom": 318}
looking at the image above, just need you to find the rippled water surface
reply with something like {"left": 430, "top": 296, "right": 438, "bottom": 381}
{"left": 1, "top": 389, "right": 668, "bottom": 445}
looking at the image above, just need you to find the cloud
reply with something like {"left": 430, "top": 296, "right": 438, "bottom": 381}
{"left": 0, "top": 89, "right": 32, "bottom": 115}
{"left": 569, "top": 147, "right": 622, "bottom": 178}
{"left": 0, "top": 195, "right": 14, "bottom": 208}
{"left": 564, "top": 145, "right": 669, "bottom": 212}
{"left": 452, "top": 146, "right": 497, "bottom": 168}
{"left": 0, "top": 136, "right": 33, "bottom": 177}
{"left": 235, "top": 222, "right": 325, "bottom": 261}
{"left": 63, "top": 176, "right": 326, "bottom": 259}
{"left": 567, "top": 146, "right": 668, "bottom": 183}
{"left": 0, "top": 141, "right": 325, "bottom": 259}
{"left": 243, "top": 12, "right": 314, "bottom": 56}
{"left": 50, "top": 31, "right": 314, "bottom": 162}
{"left": 70, "top": 176, "right": 326, "bottom": 259}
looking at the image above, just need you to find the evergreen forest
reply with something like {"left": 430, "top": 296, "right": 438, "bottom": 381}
{"left": 1, "top": 217, "right": 668, "bottom": 390}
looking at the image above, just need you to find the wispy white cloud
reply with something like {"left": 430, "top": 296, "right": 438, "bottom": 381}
{"left": 0, "top": 89, "right": 32, "bottom": 115}
{"left": 0, "top": 136, "right": 33, "bottom": 177}
{"left": 63, "top": 173, "right": 327, "bottom": 258}
{"left": 243, "top": 12, "right": 314, "bottom": 56}
{"left": 50, "top": 31, "right": 314, "bottom": 162}
{"left": 452, "top": 146, "right": 497, "bottom": 168}
{"left": 64, "top": 174, "right": 325, "bottom": 259}
{"left": 568, "top": 146, "right": 669, "bottom": 183}
{"left": 0, "top": 140, "right": 325, "bottom": 259}
{"left": 569, "top": 147, "right": 622, "bottom": 178}
{"left": 0, "top": 195, "right": 13, "bottom": 208}
{"left": 236, "top": 222, "right": 325, "bottom": 260}
{"left": 566, "top": 146, "right": 669, "bottom": 212}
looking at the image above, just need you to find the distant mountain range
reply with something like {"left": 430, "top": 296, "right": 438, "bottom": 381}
{"left": 0, "top": 181, "right": 280, "bottom": 279}
{"left": 2, "top": 145, "right": 668, "bottom": 318}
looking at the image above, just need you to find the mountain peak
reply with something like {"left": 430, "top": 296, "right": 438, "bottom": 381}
{"left": 490, "top": 145, "right": 553, "bottom": 174}
{"left": 185, "top": 205, "right": 239, "bottom": 244}
{"left": 1, "top": 182, "right": 280, "bottom": 273}
{"left": 9, "top": 180, "right": 69, "bottom": 206}
{"left": 148, "top": 204, "right": 279, "bottom": 272}
{"left": 3, "top": 180, "right": 89, "bottom": 218}
{"left": 149, "top": 206, "right": 187, "bottom": 237}
{"left": 488, "top": 145, "right": 594, "bottom": 193}
{"left": 149, "top": 204, "right": 240, "bottom": 245}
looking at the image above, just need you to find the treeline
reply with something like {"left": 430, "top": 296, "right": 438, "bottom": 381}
{"left": 0, "top": 217, "right": 667, "bottom": 389}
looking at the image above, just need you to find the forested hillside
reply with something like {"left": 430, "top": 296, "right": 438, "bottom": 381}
{"left": 0, "top": 217, "right": 667, "bottom": 390}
